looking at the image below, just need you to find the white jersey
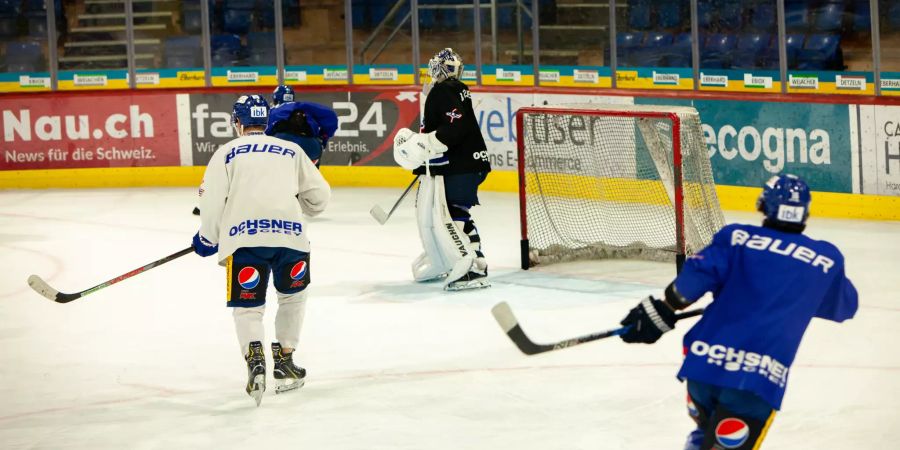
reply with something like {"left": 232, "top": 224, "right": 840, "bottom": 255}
{"left": 198, "top": 132, "right": 330, "bottom": 263}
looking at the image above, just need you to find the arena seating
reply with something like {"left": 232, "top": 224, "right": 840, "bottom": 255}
{"left": 4, "top": 41, "right": 43, "bottom": 73}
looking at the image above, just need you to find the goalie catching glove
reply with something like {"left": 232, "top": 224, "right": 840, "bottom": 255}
{"left": 619, "top": 296, "right": 677, "bottom": 344}
{"left": 393, "top": 129, "right": 447, "bottom": 170}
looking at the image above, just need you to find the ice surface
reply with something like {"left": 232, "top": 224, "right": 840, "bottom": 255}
{"left": 0, "top": 187, "right": 897, "bottom": 449}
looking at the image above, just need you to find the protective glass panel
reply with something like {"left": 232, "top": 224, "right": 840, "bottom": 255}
{"left": 285, "top": 0, "right": 348, "bottom": 85}
{"left": 0, "top": 0, "right": 54, "bottom": 92}
{"left": 698, "top": 0, "right": 780, "bottom": 93}
{"left": 135, "top": 0, "right": 205, "bottom": 88}
{"left": 417, "top": 1, "right": 478, "bottom": 85}
{"left": 880, "top": 0, "right": 900, "bottom": 95}
{"left": 785, "top": 0, "right": 874, "bottom": 94}
{"left": 481, "top": 0, "right": 535, "bottom": 86}
{"left": 58, "top": 0, "right": 129, "bottom": 90}
{"left": 209, "top": 0, "right": 277, "bottom": 87}
{"left": 538, "top": 0, "right": 611, "bottom": 88}
{"left": 615, "top": 0, "right": 693, "bottom": 90}
{"left": 353, "top": 0, "right": 413, "bottom": 85}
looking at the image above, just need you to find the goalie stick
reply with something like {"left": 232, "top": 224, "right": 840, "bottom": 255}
{"left": 491, "top": 301, "right": 705, "bottom": 355}
{"left": 27, "top": 247, "right": 194, "bottom": 304}
{"left": 370, "top": 175, "right": 420, "bottom": 225}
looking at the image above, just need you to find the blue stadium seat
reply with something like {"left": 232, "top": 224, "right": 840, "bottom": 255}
{"left": 657, "top": 2, "right": 684, "bottom": 29}
{"left": 701, "top": 33, "right": 737, "bottom": 68}
{"left": 785, "top": 0, "right": 810, "bottom": 31}
{"left": 211, "top": 34, "right": 244, "bottom": 66}
{"left": 23, "top": 0, "right": 61, "bottom": 38}
{"left": 750, "top": 1, "right": 776, "bottom": 31}
{"left": 797, "top": 33, "right": 842, "bottom": 70}
{"left": 615, "top": 32, "right": 644, "bottom": 67}
{"left": 164, "top": 36, "right": 203, "bottom": 68}
{"left": 718, "top": 0, "right": 743, "bottom": 31}
{"left": 697, "top": 0, "right": 713, "bottom": 29}
{"left": 813, "top": 2, "right": 844, "bottom": 32}
{"left": 732, "top": 33, "right": 772, "bottom": 69}
{"left": 628, "top": 0, "right": 652, "bottom": 30}
{"left": 182, "top": 0, "right": 215, "bottom": 34}
{"left": 0, "top": 0, "right": 20, "bottom": 38}
{"left": 782, "top": 33, "right": 805, "bottom": 68}
{"left": 887, "top": 2, "right": 900, "bottom": 30}
{"left": 247, "top": 31, "right": 276, "bottom": 65}
{"left": 632, "top": 32, "right": 672, "bottom": 67}
{"left": 850, "top": 0, "right": 870, "bottom": 33}
{"left": 223, "top": 0, "right": 255, "bottom": 34}
{"left": 5, "top": 41, "right": 43, "bottom": 72}
{"left": 665, "top": 32, "right": 694, "bottom": 67}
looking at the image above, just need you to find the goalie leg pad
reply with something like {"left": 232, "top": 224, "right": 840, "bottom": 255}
{"left": 432, "top": 175, "right": 476, "bottom": 285}
{"left": 413, "top": 175, "right": 453, "bottom": 281}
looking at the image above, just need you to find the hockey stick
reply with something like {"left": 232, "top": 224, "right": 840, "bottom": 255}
{"left": 27, "top": 247, "right": 194, "bottom": 304}
{"left": 491, "top": 301, "right": 705, "bottom": 355}
{"left": 370, "top": 175, "right": 420, "bottom": 225}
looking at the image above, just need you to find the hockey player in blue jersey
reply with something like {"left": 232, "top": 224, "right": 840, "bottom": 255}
{"left": 618, "top": 174, "right": 858, "bottom": 450}
{"left": 266, "top": 85, "right": 338, "bottom": 168}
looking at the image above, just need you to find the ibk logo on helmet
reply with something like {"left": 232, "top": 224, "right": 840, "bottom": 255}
{"left": 289, "top": 261, "right": 307, "bottom": 288}
{"left": 715, "top": 418, "right": 750, "bottom": 448}
{"left": 239, "top": 267, "right": 260, "bottom": 290}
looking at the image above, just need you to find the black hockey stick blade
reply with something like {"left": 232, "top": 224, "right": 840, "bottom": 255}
{"left": 491, "top": 301, "right": 704, "bottom": 356}
{"left": 27, "top": 247, "right": 194, "bottom": 304}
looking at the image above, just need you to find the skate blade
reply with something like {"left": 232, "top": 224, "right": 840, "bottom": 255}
{"left": 248, "top": 374, "right": 266, "bottom": 406}
{"left": 275, "top": 378, "right": 306, "bottom": 394}
{"left": 444, "top": 279, "right": 491, "bottom": 292}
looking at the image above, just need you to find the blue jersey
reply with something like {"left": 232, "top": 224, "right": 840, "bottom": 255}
{"left": 265, "top": 102, "right": 338, "bottom": 145}
{"left": 674, "top": 223, "right": 857, "bottom": 410}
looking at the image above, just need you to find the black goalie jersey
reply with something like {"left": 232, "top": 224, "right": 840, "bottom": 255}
{"left": 415, "top": 78, "right": 492, "bottom": 176}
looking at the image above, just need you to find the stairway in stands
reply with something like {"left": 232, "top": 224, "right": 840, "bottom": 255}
{"left": 60, "top": 0, "right": 176, "bottom": 71}
{"left": 536, "top": 0, "right": 612, "bottom": 66}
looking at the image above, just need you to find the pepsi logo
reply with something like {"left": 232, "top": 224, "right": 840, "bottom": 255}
{"left": 290, "top": 261, "right": 307, "bottom": 280}
{"left": 715, "top": 418, "right": 750, "bottom": 448}
{"left": 238, "top": 267, "right": 260, "bottom": 290}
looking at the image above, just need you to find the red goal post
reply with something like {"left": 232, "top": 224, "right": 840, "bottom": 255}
{"left": 515, "top": 104, "right": 725, "bottom": 272}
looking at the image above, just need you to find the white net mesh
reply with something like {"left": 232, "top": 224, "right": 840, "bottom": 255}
{"left": 520, "top": 104, "right": 725, "bottom": 267}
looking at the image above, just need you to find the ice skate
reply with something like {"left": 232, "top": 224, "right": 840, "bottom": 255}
{"left": 445, "top": 269, "right": 490, "bottom": 291}
{"left": 244, "top": 341, "right": 266, "bottom": 406}
{"left": 272, "top": 342, "right": 306, "bottom": 394}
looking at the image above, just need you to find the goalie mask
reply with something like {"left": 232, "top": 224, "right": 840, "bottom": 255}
{"left": 427, "top": 48, "right": 463, "bottom": 85}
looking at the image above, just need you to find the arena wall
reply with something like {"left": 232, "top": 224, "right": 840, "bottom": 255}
{"left": 1, "top": 86, "right": 898, "bottom": 220}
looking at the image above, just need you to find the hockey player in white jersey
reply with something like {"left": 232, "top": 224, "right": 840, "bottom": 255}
{"left": 191, "top": 94, "right": 331, "bottom": 406}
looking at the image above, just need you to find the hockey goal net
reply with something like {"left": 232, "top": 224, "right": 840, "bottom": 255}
{"left": 517, "top": 104, "right": 725, "bottom": 271}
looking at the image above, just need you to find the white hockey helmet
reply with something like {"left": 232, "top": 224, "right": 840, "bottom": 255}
{"left": 427, "top": 48, "right": 463, "bottom": 83}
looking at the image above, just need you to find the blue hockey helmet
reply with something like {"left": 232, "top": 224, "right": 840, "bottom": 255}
{"left": 272, "top": 85, "right": 295, "bottom": 107}
{"left": 232, "top": 94, "right": 269, "bottom": 128}
{"left": 756, "top": 174, "right": 811, "bottom": 226}
{"left": 427, "top": 48, "right": 463, "bottom": 83}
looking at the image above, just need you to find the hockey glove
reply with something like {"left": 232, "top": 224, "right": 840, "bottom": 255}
{"left": 192, "top": 232, "right": 218, "bottom": 257}
{"left": 393, "top": 130, "right": 447, "bottom": 170}
{"left": 619, "top": 296, "right": 677, "bottom": 344}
